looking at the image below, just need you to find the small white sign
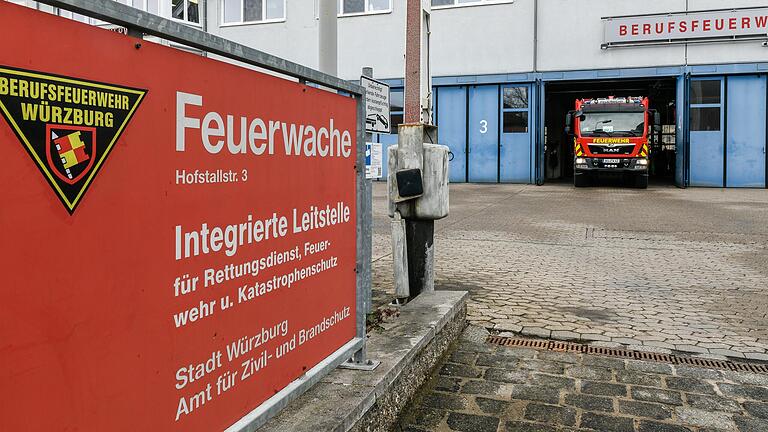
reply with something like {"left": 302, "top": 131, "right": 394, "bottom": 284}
{"left": 361, "top": 76, "right": 391, "bottom": 134}
{"left": 604, "top": 7, "right": 768, "bottom": 46}
{"left": 365, "top": 142, "right": 383, "bottom": 179}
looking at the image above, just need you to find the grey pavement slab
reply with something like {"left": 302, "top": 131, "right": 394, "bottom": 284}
{"left": 371, "top": 183, "right": 768, "bottom": 356}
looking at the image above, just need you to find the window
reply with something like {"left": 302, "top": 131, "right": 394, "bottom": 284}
{"left": 432, "top": 0, "right": 513, "bottom": 9}
{"left": 339, "top": 0, "right": 391, "bottom": 16}
{"left": 689, "top": 79, "right": 721, "bottom": 132}
{"left": 58, "top": 0, "right": 160, "bottom": 24}
{"left": 390, "top": 89, "right": 404, "bottom": 132}
{"left": 691, "top": 80, "right": 721, "bottom": 105}
{"left": 223, "top": 0, "right": 285, "bottom": 24}
{"left": 172, "top": 0, "right": 199, "bottom": 23}
{"left": 502, "top": 86, "right": 528, "bottom": 133}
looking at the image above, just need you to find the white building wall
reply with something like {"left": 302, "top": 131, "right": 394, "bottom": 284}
{"left": 686, "top": 0, "right": 768, "bottom": 66}
{"left": 537, "top": 0, "right": 688, "bottom": 72}
{"left": 430, "top": 0, "right": 534, "bottom": 77}
{"left": 207, "top": 1, "right": 320, "bottom": 69}
{"left": 337, "top": 5, "right": 406, "bottom": 80}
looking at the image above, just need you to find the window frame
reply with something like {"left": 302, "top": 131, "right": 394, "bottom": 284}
{"left": 501, "top": 85, "right": 529, "bottom": 134}
{"left": 431, "top": 0, "right": 515, "bottom": 11}
{"left": 169, "top": 0, "right": 202, "bottom": 25}
{"left": 689, "top": 78, "right": 723, "bottom": 133}
{"left": 338, "top": 0, "right": 392, "bottom": 17}
{"left": 221, "top": 0, "right": 287, "bottom": 27}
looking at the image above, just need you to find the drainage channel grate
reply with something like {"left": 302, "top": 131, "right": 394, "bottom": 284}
{"left": 486, "top": 336, "right": 768, "bottom": 375}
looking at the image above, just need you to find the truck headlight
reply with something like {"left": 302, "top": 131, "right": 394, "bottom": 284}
{"left": 636, "top": 159, "right": 648, "bottom": 166}
{"left": 575, "top": 158, "right": 586, "bottom": 164}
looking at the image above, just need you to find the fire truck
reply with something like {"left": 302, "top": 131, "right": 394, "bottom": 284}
{"left": 565, "top": 97, "right": 660, "bottom": 189}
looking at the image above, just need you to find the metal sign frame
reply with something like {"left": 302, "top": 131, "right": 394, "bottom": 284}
{"left": 22, "top": 1, "right": 371, "bottom": 431}
{"left": 361, "top": 75, "right": 391, "bottom": 134}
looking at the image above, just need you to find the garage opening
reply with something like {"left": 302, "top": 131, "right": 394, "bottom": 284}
{"left": 544, "top": 77, "right": 677, "bottom": 185}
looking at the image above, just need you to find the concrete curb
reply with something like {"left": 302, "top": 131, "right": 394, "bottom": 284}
{"left": 261, "top": 290, "right": 469, "bottom": 432}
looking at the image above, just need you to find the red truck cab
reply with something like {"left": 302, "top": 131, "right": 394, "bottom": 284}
{"left": 566, "top": 97, "right": 660, "bottom": 188}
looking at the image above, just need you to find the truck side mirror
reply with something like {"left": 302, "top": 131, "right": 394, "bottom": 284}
{"left": 565, "top": 111, "right": 574, "bottom": 134}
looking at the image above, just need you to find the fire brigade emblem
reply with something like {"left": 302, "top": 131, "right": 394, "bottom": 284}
{"left": 0, "top": 65, "right": 146, "bottom": 213}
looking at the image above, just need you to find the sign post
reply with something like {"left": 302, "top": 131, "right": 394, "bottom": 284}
{"left": 0, "top": 2, "right": 370, "bottom": 431}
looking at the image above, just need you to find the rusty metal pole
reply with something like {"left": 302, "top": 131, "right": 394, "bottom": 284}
{"left": 398, "top": 0, "right": 435, "bottom": 298}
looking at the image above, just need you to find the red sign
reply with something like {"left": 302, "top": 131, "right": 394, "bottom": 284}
{"left": 0, "top": 3, "right": 357, "bottom": 431}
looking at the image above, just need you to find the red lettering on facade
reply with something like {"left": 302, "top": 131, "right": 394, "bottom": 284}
{"left": 679, "top": 21, "right": 688, "bottom": 32}
{"left": 742, "top": 17, "right": 751, "bottom": 29}
{"left": 756, "top": 15, "right": 768, "bottom": 28}
{"left": 703, "top": 19, "right": 711, "bottom": 31}
{"left": 619, "top": 24, "right": 627, "bottom": 36}
{"left": 729, "top": 17, "right": 737, "bottom": 30}
{"left": 643, "top": 23, "right": 651, "bottom": 35}
{"left": 631, "top": 24, "right": 639, "bottom": 36}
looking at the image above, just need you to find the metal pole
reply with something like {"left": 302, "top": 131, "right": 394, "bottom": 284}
{"left": 404, "top": 0, "right": 422, "bottom": 124}
{"left": 341, "top": 68, "right": 380, "bottom": 371}
{"left": 318, "top": 0, "right": 338, "bottom": 76}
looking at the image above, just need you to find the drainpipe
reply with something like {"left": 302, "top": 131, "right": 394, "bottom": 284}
{"left": 533, "top": 0, "right": 538, "bottom": 73}
{"left": 318, "top": 0, "right": 338, "bottom": 76}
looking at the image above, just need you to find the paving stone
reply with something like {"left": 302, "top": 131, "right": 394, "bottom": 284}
{"left": 616, "top": 370, "right": 663, "bottom": 387}
{"left": 446, "top": 412, "right": 500, "bottom": 432}
{"left": 637, "top": 421, "right": 694, "bottom": 432}
{"left": 619, "top": 400, "right": 673, "bottom": 420}
{"left": 460, "top": 380, "right": 504, "bottom": 396}
{"left": 718, "top": 383, "right": 768, "bottom": 402}
{"left": 582, "top": 356, "right": 626, "bottom": 370}
{"left": 664, "top": 376, "right": 716, "bottom": 395}
{"left": 450, "top": 351, "right": 477, "bottom": 365}
{"left": 675, "top": 407, "right": 735, "bottom": 430}
{"left": 566, "top": 365, "right": 613, "bottom": 381}
{"left": 484, "top": 368, "right": 529, "bottom": 384}
{"left": 734, "top": 416, "right": 768, "bottom": 432}
{"left": 422, "top": 392, "right": 467, "bottom": 411}
{"left": 476, "top": 354, "right": 519, "bottom": 368}
{"left": 475, "top": 397, "right": 509, "bottom": 415}
{"left": 744, "top": 353, "right": 768, "bottom": 361}
{"left": 509, "top": 385, "right": 561, "bottom": 405}
{"left": 406, "top": 407, "right": 446, "bottom": 429}
{"left": 529, "top": 373, "right": 576, "bottom": 389}
{"left": 579, "top": 412, "right": 634, "bottom": 432}
{"left": 631, "top": 387, "right": 684, "bottom": 406}
{"left": 523, "top": 403, "right": 576, "bottom": 426}
{"left": 581, "top": 381, "right": 628, "bottom": 397}
{"left": 626, "top": 360, "right": 674, "bottom": 375}
{"left": 536, "top": 351, "right": 580, "bottom": 364}
{"left": 435, "top": 376, "right": 462, "bottom": 392}
{"left": 673, "top": 366, "right": 723, "bottom": 381}
{"left": 504, "top": 421, "right": 558, "bottom": 432}
{"left": 564, "top": 393, "right": 613, "bottom": 412}
{"left": 440, "top": 363, "right": 482, "bottom": 379}
{"left": 722, "top": 371, "right": 768, "bottom": 386}
{"left": 521, "top": 327, "right": 552, "bottom": 338}
{"left": 517, "top": 359, "right": 565, "bottom": 375}
{"left": 684, "top": 393, "right": 742, "bottom": 413}
{"left": 743, "top": 401, "right": 768, "bottom": 419}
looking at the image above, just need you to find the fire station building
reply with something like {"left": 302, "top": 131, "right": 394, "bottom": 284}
{"left": 19, "top": 0, "right": 768, "bottom": 188}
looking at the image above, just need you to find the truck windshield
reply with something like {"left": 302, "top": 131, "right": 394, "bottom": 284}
{"left": 579, "top": 112, "right": 645, "bottom": 137}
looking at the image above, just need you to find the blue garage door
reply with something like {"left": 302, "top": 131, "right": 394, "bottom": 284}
{"left": 500, "top": 85, "right": 532, "bottom": 183}
{"left": 468, "top": 85, "right": 499, "bottom": 182}
{"left": 726, "top": 75, "right": 767, "bottom": 188}
{"left": 689, "top": 78, "right": 724, "bottom": 187}
{"left": 436, "top": 86, "right": 467, "bottom": 183}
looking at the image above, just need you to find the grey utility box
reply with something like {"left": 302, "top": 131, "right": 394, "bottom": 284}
{"left": 388, "top": 143, "right": 450, "bottom": 220}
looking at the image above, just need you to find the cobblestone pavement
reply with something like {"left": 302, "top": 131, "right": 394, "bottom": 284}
{"left": 371, "top": 183, "right": 768, "bottom": 358}
{"left": 395, "top": 326, "right": 768, "bottom": 432}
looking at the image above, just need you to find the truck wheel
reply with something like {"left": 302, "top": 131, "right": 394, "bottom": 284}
{"left": 574, "top": 174, "right": 588, "bottom": 188}
{"left": 635, "top": 175, "right": 648, "bottom": 189}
